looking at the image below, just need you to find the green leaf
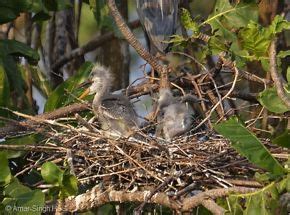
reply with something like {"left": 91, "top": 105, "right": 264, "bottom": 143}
{"left": 61, "top": 172, "right": 78, "bottom": 196}
{"left": 0, "top": 135, "right": 37, "bottom": 159}
{"left": 277, "top": 50, "right": 290, "bottom": 59}
{"left": 169, "top": 35, "right": 187, "bottom": 46}
{"left": 44, "top": 62, "right": 93, "bottom": 111}
{"left": 227, "top": 195, "right": 243, "bottom": 215}
{"left": 2, "top": 56, "right": 27, "bottom": 106}
{"left": 43, "top": 0, "right": 72, "bottom": 11}
{"left": 41, "top": 162, "right": 64, "bottom": 186}
{"left": 0, "top": 63, "right": 10, "bottom": 108}
{"left": 32, "top": 11, "right": 51, "bottom": 22}
{"left": 229, "top": 182, "right": 280, "bottom": 215}
{"left": 272, "top": 130, "right": 290, "bottom": 148}
{"left": 3, "top": 184, "right": 45, "bottom": 215}
{"left": 238, "top": 21, "right": 271, "bottom": 59}
{"left": 0, "top": 0, "right": 31, "bottom": 24}
{"left": 3, "top": 178, "right": 31, "bottom": 197}
{"left": 0, "top": 151, "right": 12, "bottom": 186}
{"left": 214, "top": 117, "right": 286, "bottom": 177}
{"left": 206, "top": 0, "right": 258, "bottom": 40}
{"left": 258, "top": 87, "right": 290, "bottom": 114}
{"left": 209, "top": 35, "right": 229, "bottom": 54}
{"left": 267, "top": 15, "right": 290, "bottom": 36}
{"left": 0, "top": 39, "right": 39, "bottom": 63}
{"left": 180, "top": 8, "right": 200, "bottom": 34}
{"left": 0, "top": 7, "right": 17, "bottom": 24}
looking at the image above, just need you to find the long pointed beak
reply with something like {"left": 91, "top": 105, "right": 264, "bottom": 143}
{"left": 79, "top": 79, "right": 92, "bottom": 88}
{"left": 79, "top": 87, "right": 91, "bottom": 99}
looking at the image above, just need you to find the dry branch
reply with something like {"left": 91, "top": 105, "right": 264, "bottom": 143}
{"left": 55, "top": 185, "right": 257, "bottom": 213}
{"left": 56, "top": 187, "right": 180, "bottom": 213}
{"left": 107, "top": 0, "right": 165, "bottom": 74}
{"left": 52, "top": 20, "right": 140, "bottom": 71}
{"left": 0, "top": 103, "right": 89, "bottom": 138}
{"left": 269, "top": 38, "right": 290, "bottom": 108}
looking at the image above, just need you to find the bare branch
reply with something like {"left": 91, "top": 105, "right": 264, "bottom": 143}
{"left": 52, "top": 20, "right": 140, "bottom": 71}
{"left": 55, "top": 186, "right": 256, "bottom": 213}
{"left": 269, "top": 38, "right": 290, "bottom": 108}
{"left": 107, "top": 0, "right": 165, "bottom": 74}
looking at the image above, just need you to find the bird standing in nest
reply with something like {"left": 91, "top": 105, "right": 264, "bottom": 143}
{"left": 79, "top": 63, "right": 139, "bottom": 138}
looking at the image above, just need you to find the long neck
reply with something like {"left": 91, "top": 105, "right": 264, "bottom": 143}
{"left": 92, "top": 82, "right": 109, "bottom": 108}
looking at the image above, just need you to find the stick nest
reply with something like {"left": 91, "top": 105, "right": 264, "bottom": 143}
{"left": 24, "top": 118, "right": 280, "bottom": 195}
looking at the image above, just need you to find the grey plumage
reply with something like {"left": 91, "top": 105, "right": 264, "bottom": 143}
{"left": 156, "top": 88, "right": 196, "bottom": 141}
{"left": 88, "top": 64, "right": 139, "bottom": 137}
{"left": 136, "top": 0, "right": 179, "bottom": 55}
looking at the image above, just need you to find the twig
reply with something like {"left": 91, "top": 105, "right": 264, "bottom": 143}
{"left": 52, "top": 19, "right": 140, "bottom": 71}
{"left": 0, "top": 103, "right": 89, "bottom": 138}
{"left": 107, "top": 0, "right": 164, "bottom": 74}
{"left": 181, "top": 186, "right": 256, "bottom": 211}
{"left": 269, "top": 38, "right": 290, "bottom": 108}
{"left": 0, "top": 144, "right": 67, "bottom": 153}
{"left": 190, "top": 62, "right": 239, "bottom": 132}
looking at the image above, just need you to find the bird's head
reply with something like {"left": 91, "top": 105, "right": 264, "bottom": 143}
{"left": 79, "top": 63, "right": 113, "bottom": 99}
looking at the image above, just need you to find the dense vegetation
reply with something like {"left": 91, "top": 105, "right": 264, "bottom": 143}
{"left": 0, "top": 0, "right": 289, "bottom": 214}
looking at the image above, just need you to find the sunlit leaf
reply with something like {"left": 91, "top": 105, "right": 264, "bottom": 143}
{"left": 215, "top": 117, "right": 286, "bottom": 177}
{"left": 181, "top": 8, "right": 199, "bottom": 34}
{"left": 44, "top": 62, "right": 93, "bottom": 112}
{"left": 229, "top": 182, "right": 280, "bottom": 214}
{"left": 206, "top": 0, "right": 258, "bottom": 40}
{"left": 209, "top": 35, "right": 229, "bottom": 54}
{"left": 267, "top": 15, "right": 290, "bottom": 35}
{"left": 61, "top": 172, "right": 78, "bottom": 196}
{"left": 41, "top": 162, "right": 64, "bottom": 186}
{"left": 258, "top": 88, "right": 290, "bottom": 114}
{"left": 272, "top": 130, "right": 290, "bottom": 148}
{"left": 238, "top": 21, "right": 271, "bottom": 58}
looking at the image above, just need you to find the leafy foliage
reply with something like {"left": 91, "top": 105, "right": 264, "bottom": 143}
{"left": 214, "top": 117, "right": 286, "bottom": 177}
{"left": 227, "top": 182, "right": 281, "bottom": 214}
{"left": 41, "top": 162, "right": 78, "bottom": 198}
{"left": 44, "top": 61, "right": 93, "bottom": 111}
{"left": 0, "top": 152, "right": 45, "bottom": 215}
{"left": 0, "top": 0, "right": 289, "bottom": 213}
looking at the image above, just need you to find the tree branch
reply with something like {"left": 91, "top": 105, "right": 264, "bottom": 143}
{"left": 269, "top": 38, "right": 290, "bottom": 108}
{"left": 0, "top": 103, "right": 89, "bottom": 138}
{"left": 51, "top": 20, "right": 140, "bottom": 71}
{"left": 107, "top": 0, "right": 165, "bottom": 74}
{"left": 55, "top": 186, "right": 257, "bottom": 213}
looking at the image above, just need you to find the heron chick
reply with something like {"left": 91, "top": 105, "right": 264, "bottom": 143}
{"left": 79, "top": 63, "right": 139, "bottom": 138}
{"left": 156, "top": 88, "right": 197, "bottom": 141}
